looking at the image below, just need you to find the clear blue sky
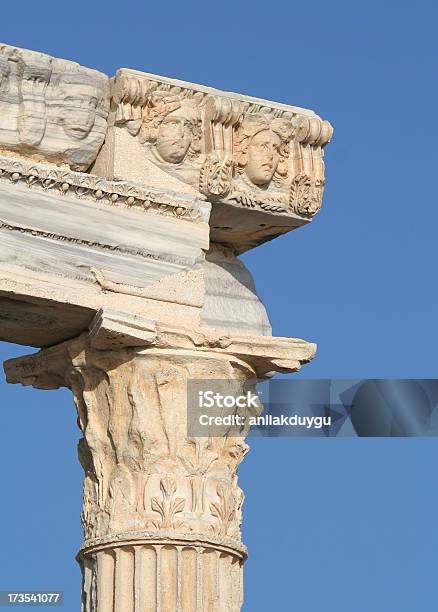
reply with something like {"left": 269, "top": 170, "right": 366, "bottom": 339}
{"left": 1, "top": 1, "right": 438, "bottom": 610}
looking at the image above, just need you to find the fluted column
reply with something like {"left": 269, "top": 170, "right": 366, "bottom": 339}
{"left": 81, "top": 541, "right": 243, "bottom": 612}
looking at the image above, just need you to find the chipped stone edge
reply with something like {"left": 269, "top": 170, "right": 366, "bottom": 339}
{"left": 4, "top": 310, "right": 317, "bottom": 385}
{"left": 117, "top": 68, "right": 319, "bottom": 119}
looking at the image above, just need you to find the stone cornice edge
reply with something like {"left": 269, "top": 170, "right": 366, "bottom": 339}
{"left": 0, "top": 155, "right": 209, "bottom": 224}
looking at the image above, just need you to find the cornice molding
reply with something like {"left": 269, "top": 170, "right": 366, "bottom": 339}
{"left": 0, "top": 154, "right": 208, "bottom": 223}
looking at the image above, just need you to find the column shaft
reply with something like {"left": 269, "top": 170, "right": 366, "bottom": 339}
{"left": 81, "top": 543, "right": 243, "bottom": 612}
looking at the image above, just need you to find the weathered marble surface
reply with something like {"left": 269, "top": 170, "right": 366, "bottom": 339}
{"left": 202, "top": 244, "right": 272, "bottom": 337}
{"left": 0, "top": 155, "right": 210, "bottom": 346}
{"left": 0, "top": 153, "right": 275, "bottom": 346}
{"left": 0, "top": 44, "right": 109, "bottom": 170}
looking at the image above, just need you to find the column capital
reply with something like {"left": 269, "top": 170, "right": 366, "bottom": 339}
{"left": 6, "top": 323, "right": 311, "bottom": 611}
{"left": 4, "top": 308, "right": 316, "bottom": 389}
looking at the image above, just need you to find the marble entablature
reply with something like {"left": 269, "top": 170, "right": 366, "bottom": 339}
{"left": 0, "top": 43, "right": 332, "bottom": 250}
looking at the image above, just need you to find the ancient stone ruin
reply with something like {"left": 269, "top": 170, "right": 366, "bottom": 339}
{"left": 0, "top": 43, "right": 332, "bottom": 611}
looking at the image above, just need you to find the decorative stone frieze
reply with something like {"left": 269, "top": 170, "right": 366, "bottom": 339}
{"left": 93, "top": 68, "right": 333, "bottom": 251}
{"left": 0, "top": 43, "right": 333, "bottom": 250}
{"left": 0, "top": 170, "right": 210, "bottom": 347}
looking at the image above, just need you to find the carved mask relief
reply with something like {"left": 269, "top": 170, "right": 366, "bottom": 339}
{"left": 156, "top": 112, "right": 192, "bottom": 163}
{"left": 45, "top": 60, "right": 109, "bottom": 168}
{"left": 0, "top": 44, "right": 110, "bottom": 170}
{"left": 234, "top": 114, "right": 293, "bottom": 189}
{"left": 245, "top": 129, "right": 281, "bottom": 185}
{"left": 138, "top": 92, "right": 202, "bottom": 169}
{"left": 58, "top": 82, "right": 100, "bottom": 140}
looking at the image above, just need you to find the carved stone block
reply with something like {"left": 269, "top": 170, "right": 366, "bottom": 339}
{"left": 0, "top": 155, "right": 278, "bottom": 348}
{"left": 93, "top": 68, "right": 333, "bottom": 251}
{"left": 0, "top": 43, "right": 110, "bottom": 170}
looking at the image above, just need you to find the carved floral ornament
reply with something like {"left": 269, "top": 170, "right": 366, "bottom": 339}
{"left": 112, "top": 72, "right": 333, "bottom": 218}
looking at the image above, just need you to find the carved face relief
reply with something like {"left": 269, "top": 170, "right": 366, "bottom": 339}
{"left": 0, "top": 48, "right": 109, "bottom": 170}
{"left": 245, "top": 128, "right": 281, "bottom": 186}
{"left": 233, "top": 114, "right": 293, "bottom": 192}
{"left": 59, "top": 82, "right": 101, "bottom": 140}
{"left": 155, "top": 109, "right": 193, "bottom": 164}
{"left": 139, "top": 94, "right": 201, "bottom": 170}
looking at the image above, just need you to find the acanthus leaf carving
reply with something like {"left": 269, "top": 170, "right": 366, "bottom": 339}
{"left": 44, "top": 338, "right": 259, "bottom": 547}
{"left": 210, "top": 482, "right": 238, "bottom": 539}
{"left": 199, "top": 154, "right": 234, "bottom": 198}
{"left": 289, "top": 173, "right": 325, "bottom": 218}
{"left": 150, "top": 476, "right": 186, "bottom": 530}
